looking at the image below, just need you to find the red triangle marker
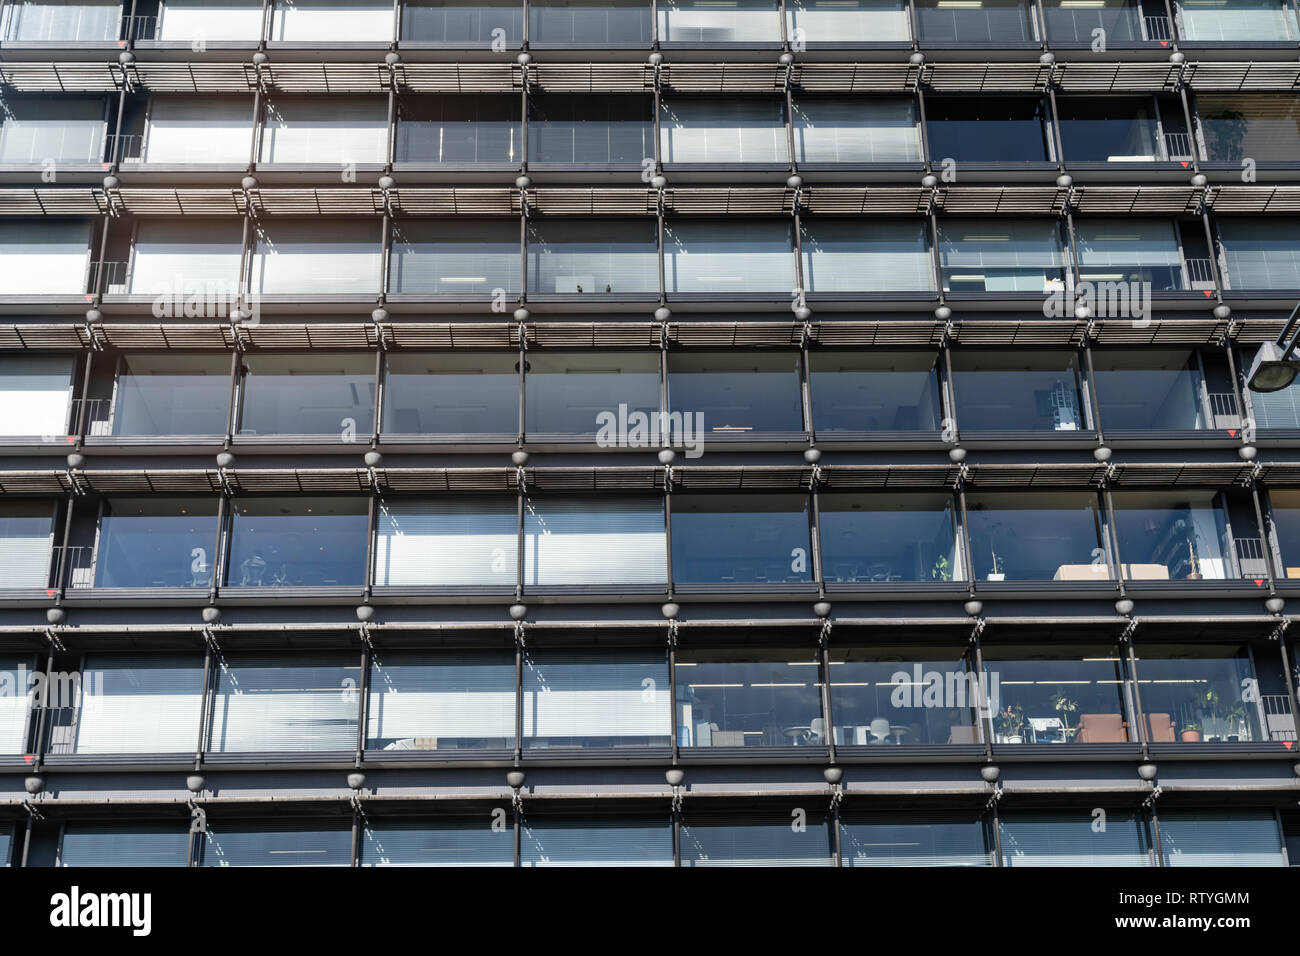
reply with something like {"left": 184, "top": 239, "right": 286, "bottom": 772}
{"left": 1180, "top": 161, "right": 1189, "bottom": 168}
{"left": 1159, "top": 40, "right": 1168, "bottom": 46}
{"left": 65, "top": 436, "right": 75, "bottom": 443}
{"left": 1203, "top": 290, "right": 1214, "bottom": 297}
{"left": 45, "top": 589, "right": 54, "bottom": 597}
{"left": 84, "top": 294, "right": 95, "bottom": 302}
{"left": 1284, "top": 741, "right": 1294, "bottom": 750}
{"left": 23, "top": 755, "right": 33, "bottom": 764}
{"left": 1227, "top": 429, "right": 1237, "bottom": 437}
{"left": 1254, "top": 578, "right": 1263, "bottom": 587}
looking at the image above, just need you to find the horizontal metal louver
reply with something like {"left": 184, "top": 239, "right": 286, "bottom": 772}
{"left": 1054, "top": 62, "right": 1180, "bottom": 93}
{"left": 1090, "top": 319, "right": 1228, "bottom": 345}
{"left": 379, "top": 323, "right": 518, "bottom": 349}
{"left": 0, "top": 324, "right": 90, "bottom": 349}
{"left": 128, "top": 63, "right": 253, "bottom": 94}
{"left": 0, "top": 62, "right": 120, "bottom": 92}
{"left": 792, "top": 63, "right": 916, "bottom": 93}
{"left": 672, "top": 466, "right": 812, "bottom": 490}
{"left": 1068, "top": 186, "right": 1202, "bottom": 215}
{"left": 658, "top": 63, "right": 785, "bottom": 93}
{"left": 1185, "top": 62, "right": 1300, "bottom": 92}
{"left": 0, "top": 472, "right": 71, "bottom": 495}
{"left": 667, "top": 322, "right": 803, "bottom": 346}
{"left": 396, "top": 64, "right": 520, "bottom": 94}
{"left": 964, "top": 464, "right": 1107, "bottom": 488}
{"left": 800, "top": 187, "right": 929, "bottom": 215}
{"left": 1207, "top": 186, "right": 1300, "bottom": 214}
{"left": 95, "top": 324, "right": 235, "bottom": 350}
{"left": 80, "top": 470, "right": 222, "bottom": 493}
{"left": 236, "top": 323, "right": 378, "bottom": 350}
{"left": 1108, "top": 463, "right": 1253, "bottom": 487}
{"left": 923, "top": 63, "right": 1050, "bottom": 93}
{"left": 531, "top": 64, "right": 650, "bottom": 93}
{"left": 373, "top": 468, "right": 519, "bottom": 493}
{"left": 526, "top": 467, "right": 662, "bottom": 491}
{"left": 937, "top": 187, "right": 1066, "bottom": 215}
{"left": 530, "top": 189, "right": 657, "bottom": 216}
{"left": 530, "top": 322, "right": 663, "bottom": 348}
{"left": 811, "top": 321, "right": 945, "bottom": 346}
{"left": 950, "top": 320, "right": 1085, "bottom": 346}
{"left": 818, "top": 465, "right": 958, "bottom": 489}
{"left": 223, "top": 469, "right": 370, "bottom": 493}
{"left": 664, "top": 188, "right": 794, "bottom": 215}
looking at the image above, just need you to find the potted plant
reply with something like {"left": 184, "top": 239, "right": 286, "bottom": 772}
{"left": 1052, "top": 692, "right": 1079, "bottom": 741}
{"left": 995, "top": 704, "right": 1024, "bottom": 744}
{"left": 930, "top": 553, "right": 951, "bottom": 582}
{"left": 986, "top": 550, "right": 1005, "bottom": 582}
{"left": 1180, "top": 721, "right": 1202, "bottom": 743}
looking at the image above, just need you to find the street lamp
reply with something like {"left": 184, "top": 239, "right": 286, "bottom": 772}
{"left": 1247, "top": 301, "right": 1300, "bottom": 393}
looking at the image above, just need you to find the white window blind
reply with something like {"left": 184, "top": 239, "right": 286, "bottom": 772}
{"left": 0, "top": 219, "right": 91, "bottom": 295}
{"left": 251, "top": 220, "right": 382, "bottom": 295}
{"left": 522, "top": 651, "right": 671, "bottom": 742}
{"left": 801, "top": 220, "right": 935, "bottom": 292}
{"left": 681, "top": 819, "right": 835, "bottom": 866}
{"left": 200, "top": 822, "right": 353, "bottom": 867}
{"left": 207, "top": 655, "right": 360, "bottom": 752}
{"left": 939, "top": 218, "right": 1065, "bottom": 291}
{"left": 0, "top": 96, "right": 106, "bottom": 164}
{"left": 0, "top": 355, "right": 72, "bottom": 437}
{"left": 142, "top": 96, "right": 254, "bottom": 164}
{"left": 1000, "top": 812, "right": 1152, "bottom": 866}
{"left": 270, "top": 0, "right": 395, "bottom": 42}
{"left": 1160, "top": 811, "right": 1285, "bottom": 866}
{"left": 1, "top": 1, "right": 120, "bottom": 42}
{"left": 659, "top": 98, "right": 788, "bottom": 164}
{"left": 129, "top": 220, "right": 244, "bottom": 295}
{"left": 1176, "top": 0, "right": 1293, "bottom": 40}
{"left": 0, "top": 501, "right": 54, "bottom": 588}
{"left": 389, "top": 221, "right": 521, "bottom": 294}
{"left": 521, "top": 819, "right": 674, "bottom": 867}
{"left": 374, "top": 500, "right": 518, "bottom": 586}
{"left": 0, "top": 656, "right": 33, "bottom": 754}
{"left": 793, "top": 97, "right": 919, "bottom": 164}
{"left": 261, "top": 96, "right": 388, "bottom": 164}
{"left": 523, "top": 498, "right": 667, "bottom": 586}
{"left": 657, "top": 0, "right": 781, "bottom": 41}
{"left": 786, "top": 0, "right": 910, "bottom": 42}
{"left": 664, "top": 220, "right": 796, "bottom": 293}
{"left": 1220, "top": 219, "right": 1300, "bottom": 291}
{"left": 157, "top": 1, "right": 266, "bottom": 41}
{"left": 842, "top": 817, "right": 991, "bottom": 866}
{"left": 366, "top": 652, "right": 516, "bottom": 747}
{"left": 74, "top": 653, "right": 205, "bottom": 754}
{"left": 59, "top": 825, "right": 190, "bottom": 867}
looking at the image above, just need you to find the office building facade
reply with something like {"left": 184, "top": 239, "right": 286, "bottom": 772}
{"left": 0, "top": 0, "right": 1299, "bottom": 866}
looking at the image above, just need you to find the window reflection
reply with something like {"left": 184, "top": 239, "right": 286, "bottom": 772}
{"left": 226, "top": 497, "right": 368, "bottom": 587}
{"left": 981, "top": 645, "right": 1130, "bottom": 745}
{"left": 966, "top": 492, "right": 1107, "bottom": 582}
{"left": 382, "top": 352, "right": 517, "bottom": 436}
{"left": 808, "top": 351, "right": 942, "bottom": 433}
{"left": 671, "top": 494, "right": 812, "bottom": 585}
{"left": 829, "top": 646, "right": 979, "bottom": 745}
{"left": 676, "top": 647, "right": 823, "bottom": 747}
{"left": 820, "top": 493, "right": 962, "bottom": 584}
{"left": 237, "top": 353, "right": 375, "bottom": 437}
{"left": 950, "top": 350, "right": 1086, "bottom": 432}
{"left": 94, "top": 497, "right": 219, "bottom": 588}
{"left": 842, "top": 812, "right": 992, "bottom": 866}
{"left": 111, "top": 354, "right": 230, "bottom": 436}
{"left": 523, "top": 651, "right": 671, "bottom": 749}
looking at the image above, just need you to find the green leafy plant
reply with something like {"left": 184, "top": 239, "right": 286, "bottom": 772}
{"left": 1052, "top": 692, "right": 1079, "bottom": 739}
{"left": 995, "top": 704, "right": 1024, "bottom": 740}
{"left": 931, "top": 554, "right": 951, "bottom": 582}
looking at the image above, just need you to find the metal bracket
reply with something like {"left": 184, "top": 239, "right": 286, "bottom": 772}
{"left": 22, "top": 800, "right": 44, "bottom": 821}
{"left": 1142, "top": 784, "right": 1162, "bottom": 808}
{"left": 819, "top": 618, "right": 833, "bottom": 648}
{"left": 514, "top": 620, "right": 527, "bottom": 649}
{"left": 43, "top": 627, "right": 64, "bottom": 654}
{"left": 1119, "top": 618, "right": 1138, "bottom": 644}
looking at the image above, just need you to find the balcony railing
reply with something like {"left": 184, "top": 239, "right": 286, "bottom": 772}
{"left": 1163, "top": 131, "right": 1194, "bottom": 160}
{"left": 1185, "top": 257, "right": 1216, "bottom": 287}
{"left": 1143, "top": 14, "right": 1172, "bottom": 40}
{"left": 1234, "top": 535, "right": 1268, "bottom": 578}
{"left": 1262, "top": 694, "right": 1297, "bottom": 741}
{"left": 106, "top": 133, "right": 145, "bottom": 165}
{"left": 93, "top": 260, "right": 130, "bottom": 295}
{"left": 52, "top": 545, "right": 95, "bottom": 590}
{"left": 68, "top": 397, "right": 113, "bottom": 436}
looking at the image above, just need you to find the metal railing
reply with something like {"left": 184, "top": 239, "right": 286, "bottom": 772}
{"left": 68, "top": 397, "right": 114, "bottom": 436}
{"left": 1262, "top": 694, "right": 1297, "bottom": 742}
{"left": 53, "top": 545, "right": 96, "bottom": 591}
{"left": 92, "top": 260, "right": 131, "bottom": 295}
{"left": 1234, "top": 535, "right": 1268, "bottom": 578}
{"left": 1185, "top": 257, "right": 1216, "bottom": 287}
{"left": 1163, "top": 131, "right": 1194, "bottom": 160}
{"left": 1143, "top": 14, "right": 1173, "bottom": 40}
{"left": 106, "top": 133, "right": 145, "bottom": 165}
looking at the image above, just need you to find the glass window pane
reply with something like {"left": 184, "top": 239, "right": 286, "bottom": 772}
{"left": 0, "top": 826, "right": 11, "bottom": 866}
{"left": 808, "top": 351, "right": 942, "bottom": 432}
{"left": 1177, "top": 0, "right": 1294, "bottom": 41}
{"left": 792, "top": 96, "right": 919, "bottom": 163}
{"left": 1132, "top": 644, "right": 1265, "bottom": 743}
{"left": 93, "top": 497, "right": 219, "bottom": 589}
{"left": 367, "top": 651, "right": 516, "bottom": 750}
{"left": 529, "top": 1, "right": 653, "bottom": 43}
{"left": 390, "top": 220, "right": 521, "bottom": 295}
{"left": 681, "top": 813, "right": 834, "bottom": 866}
{"left": 1268, "top": 489, "right": 1300, "bottom": 580}
{"left": 401, "top": 0, "right": 523, "bottom": 43}
{"left": 374, "top": 499, "right": 518, "bottom": 587}
{"left": 842, "top": 812, "right": 992, "bottom": 866}
{"left": 237, "top": 353, "right": 375, "bottom": 437}
{"left": 526, "top": 222, "right": 658, "bottom": 295}
{"left": 1159, "top": 810, "right": 1285, "bottom": 866}
{"left": 1220, "top": 219, "right": 1300, "bottom": 291}
{"left": 523, "top": 497, "right": 666, "bottom": 586}
{"left": 71, "top": 653, "right": 205, "bottom": 754}
{"left": 925, "top": 97, "right": 1051, "bottom": 163}
{"left": 801, "top": 220, "right": 934, "bottom": 292}
{"left": 1042, "top": 0, "right": 1144, "bottom": 43}
{"left": 521, "top": 818, "right": 673, "bottom": 866}
{"left": 60, "top": 824, "right": 190, "bottom": 866}
{"left": 142, "top": 96, "right": 254, "bottom": 164}
{"left": 128, "top": 219, "right": 244, "bottom": 297}
{"left": 0, "top": 355, "right": 73, "bottom": 437}
{"left": 668, "top": 351, "right": 803, "bottom": 434}
{"left": 227, "top": 497, "right": 369, "bottom": 587}
{"left": 938, "top": 219, "right": 1066, "bottom": 293}
{"left": 0, "top": 95, "right": 107, "bottom": 164}
{"left": 526, "top": 351, "right": 659, "bottom": 434}
{"left": 915, "top": 0, "right": 1036, "bottom": 43}
{"left": 676, "top": 647, "right": 823, "bottom": 747}
{"left": 362, "top": 819, "right": 515, "bottom": 866}
{"left": 0, "top": 501, "right": 55, "bottom": 590}
{"left": 111, "top": 354, "right": 231, "bottom": 436}
{"left": 261, "top": 96, "right": 388, "bottom": 164}
{"left": 950, "top": 350, "right": 1085, "bottom": 431}
{"left": 981, "top": 644, "right": 1129, "bottom": 744}
{"left": 671, "top": 494, "right": 811, "bottom": 585}
{"left": 383, "top": 351, "right": 518, "bottom": 435}
{"left": 786, "top": 0, "right": 911, "bottom": 42}
{"left": 208, "top": 654, "right": 360, "bottom": 752}
{"left": 198, "top": 820, "right": 354, "bottom": 866}
{"left": 250, "top": 220, "right": 382, "bottom": 296}
{"left": 397, "top": 95, "right": 521, "bottom": 164}
{"left": 1092, "top": 349, "right": 1212, "bottom": 430}
{"left": 156, "top": 1, "right": 266, "bottom": 41}
{"left": 1074, "top": 219, "right": 1183, "bottom": 290}
{"left": 1000, "top": 811, "right": 1152, "bottom": 866}
{"left": 1199, "top": 94, "right": 1300, "bottom": 163}
{"left": 1110, "top": 491, "right": 1229, "bottom": 581}
{"left": 660, "top": 97, "right": 787, "bottom": 163}
{"left": 664, "top": 220, "right": 795, "bottom": 293}
{"left": 528, "top": 95, "right": 653, "bottom": 164}
{"left": 0, "top": 220, "right": 92, "bottom": 295}
{"left": 966, "top": 492, "right": 1106, "bottom": 582}
{"left": 830, "top": 646, "right": 979, "bottom": 745}
{"left": 2, "top": 1, "right": 121, "bottom": 42}
{"left": 523, "top": 650, "right": 670, "bottom": 748}
{"left": 820, "top": 493, "right": 962, "bottom": 584}
{"left": 1057, "top": 98, "right": 1162, "bottom": 162}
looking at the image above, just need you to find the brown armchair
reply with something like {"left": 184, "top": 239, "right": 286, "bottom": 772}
{"left": 1144, "top": 713, "right": 1176, "bottom": 742}
{"left": 1074, "top": 713, "right": 1127, "bottom": 743}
